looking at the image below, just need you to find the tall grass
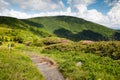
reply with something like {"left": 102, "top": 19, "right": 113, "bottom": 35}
{"left": 41, "top": 50, "right": 120, "bottom": 80}
{"left": 0, "top": 48, "right": 44, "bottom": 80}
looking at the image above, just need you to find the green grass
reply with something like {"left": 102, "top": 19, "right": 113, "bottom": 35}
{"left": 42, "top": 41, "right": 120, "bottom": 60}
{"left": 0, "top": 25, "right": 40, "bottom": 43}
{"left": 28, "top": 16, "right": 115, "bottom": 35}
{"left": 41, "top": 50, "right": 120, "bottom": 80}
{"left": 24, "top": 40, "right": 120, "bottom": 80}
{"left": 0, "top": 16, "right": 53, "bottom": 43}
{"left": 1, "top": 16, "right": 120, "bottom": 41}
{"left": 28, "top": 16, "right": 119, "bottom": 41}
{"left": 0, "top": 47, "right": 44, "bottom": 80}
{"left": 0, "top": 40, "right": 120, "bottom": 80}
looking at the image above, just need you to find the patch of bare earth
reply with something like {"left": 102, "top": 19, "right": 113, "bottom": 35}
{"left": 29, "top": 54, "right": 64, "bottom": 80}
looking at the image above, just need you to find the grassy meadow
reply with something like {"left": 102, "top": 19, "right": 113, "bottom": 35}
{"left": 0, "top": 16, "right": 120, "bottom": 80}
{"left": 9, "top": 38, "right": 120, "bottom": 80}
{"left": 0, "top": 43, "right": 44, "bottom": 80}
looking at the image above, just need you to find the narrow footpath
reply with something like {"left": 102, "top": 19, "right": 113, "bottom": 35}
{"left": 28, "top": 54, "right": 65, "bottom": 80}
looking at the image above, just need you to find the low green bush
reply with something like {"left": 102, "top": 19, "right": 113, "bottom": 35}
{"left": 85, "top": 41, "right": 120, "bottom": 60}
{"left": 13, "top": 36, "right": 24, "bottom": 43}
{"left": 44, "top": 43, "right": 85, "bottom": 52}
{"left": 11, "top": 42, "right": 15, "bottom": 47}
{"left": 0, "top": 41, "right": 2, "bottom": 46}
{"left": 33, "top": 37, "right": 72, "bottom": 47}
{"left": 43, "top": 41, "right": 120, "bottom": 60}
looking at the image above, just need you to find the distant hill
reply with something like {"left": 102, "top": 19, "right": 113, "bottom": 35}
{"left": 0, "top": 16, "right": 52, "bottom": 43}
{"left": 117, "top": 30, "right": 120, "bottom": 32}
{"left": 0, "top": 16, "right": 120, "bottom": 42}
{"left": 27, "top": 16, "right": 120, "bottom": 41}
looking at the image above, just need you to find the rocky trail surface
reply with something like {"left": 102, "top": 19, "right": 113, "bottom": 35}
{"left": 28, "top": 53, "right": 64, "bottom": 80}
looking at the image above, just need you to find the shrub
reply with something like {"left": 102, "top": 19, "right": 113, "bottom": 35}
{"left": 25, "top": 41, "right": 32, "bottom": 46}
{"left": 11, "top": 43, "right": 15, "bottom": 47}
{"left": 44, "top": 42, "right": 86, "bottom": 52}
{"left": 33, "top": 37, "right": 72, "bottom": 47}
{"left": 43, "top": 41, "right": 120, "bottom": 60}
{"left": 33, "top": 40, "right": 44, "bottom": 47}
{"left": 85, "top": 41, "right": 120, "bottom": 60}
{"left": 13, "top": 36, "right": 24, "bottom": 43}
{"left": 0, "top": 41, "right": 2, "bottom": 46}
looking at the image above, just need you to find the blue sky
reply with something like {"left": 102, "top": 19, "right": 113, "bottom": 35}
{"left": 6, "top": 0, "right": 112, "bottom": 14}
{"left": 0, "top": 0, "right": 120, "bottom": 29}
{"left": 62, "top": 0, "right": 112, "bottom": 15}
{"left": 88, "top": 0, "right": 112, "bottom": 15}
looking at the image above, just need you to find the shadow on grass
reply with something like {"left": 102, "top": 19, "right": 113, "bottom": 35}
{"left": 54, "top": 28, "right": 107, "bottom": 41}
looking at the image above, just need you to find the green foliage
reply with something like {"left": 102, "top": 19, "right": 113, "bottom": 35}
{"left": 112, "top": 32, "right": 120, "bottom": 40}
{"left": 85, "top": 41, "right": 120, "bottom": 60}
{"left": 13, "top": 36, "right": 24, "bottom": 43}
{"left": 0, "top": 16, "right": 53, "bottom": 44}
{"left": 28, "top": 16, "right": 119, "bottom": 41}
{"left": 28, "top": 26, "right": 53, "bottom": 37}
{"left": 0, "top": 41, "right": 2, "bottom": 46}
{"left": 44, "top": 43, "right": 80, "bottom": 52}
{"left": 0, "top": 16, "right": 120, "bottom": 42}
{"left": 0, "top": 48, "right": 44, "bottom": 80}
{"left": 0, "top": 16, "right": 29, "bottom": 29}
{"left": 41, "top": 50, "right": 120, "bottom": 80}
{"left": 54, "top": 28, "right": 108, "bottom": 41}
{"left": 15, "top": 41, "right": 120, "bottom": 80}
{"left": 11, "top": 42, "right": 15, "bottom": 47}
{"left": 0, "top": 27, "right": 40, "bottom": 43}
{"left": 43, "top": 41, "right": 120, "bottom": 60}
{"left": 43, "top": 41, "right": 88, "bottom": 52}
{"left": 33, "top": 37, "right": 72, "bottom": 47}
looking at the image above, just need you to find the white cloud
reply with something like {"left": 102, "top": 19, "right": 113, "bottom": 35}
{"left": 67, "top": 0, "right": 95, "bottom": 6}
{"left": 0, "top": 9, "right": 29, "bottom": 18}
{"left": 11, "top": 0, "right": 64, "bottom": 11}
{"left": 66, "top": 0, "right": 105, "bottom": 22}
{"left": 107, "top": 1, "right": 120, "bottom": 28}
{"left": 0, "top": 7, "right": 74, "bottom": 19}
{"left": 66, "top": 0, "right": 107, "bottom": 25}
{"left": 0, "top": 0, "right": 9, "bottom": 11}
{"left": 67, "top": 0, "right": 95, "bottom": 12}
{"left": 104, "top": 0, "right": 119, "bottom": 6}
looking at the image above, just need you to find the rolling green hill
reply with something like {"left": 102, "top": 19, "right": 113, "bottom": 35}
{"left": 27, "top": 16, "right": 120, "bottom": 41}
{"left": 0, "top": 16, "right": 53, "bottom": 43}
{"left": 0, "top": 16, "right": 120, "bottom": 42}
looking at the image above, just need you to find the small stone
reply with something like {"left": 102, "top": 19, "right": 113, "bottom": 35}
{"left": 76, "top": 62, "right": 82, "bottom": 66}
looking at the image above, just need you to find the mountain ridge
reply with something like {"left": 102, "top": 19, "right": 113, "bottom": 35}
{"left": 0, "top": 16, "right": 120, "bottom": 41}
{"left": 26, "top": 16, "right": 119, "bottom": 41}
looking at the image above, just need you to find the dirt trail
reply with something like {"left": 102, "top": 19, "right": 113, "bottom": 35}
{"left": 28, "top": 54, "right": 64, "bottom": 80}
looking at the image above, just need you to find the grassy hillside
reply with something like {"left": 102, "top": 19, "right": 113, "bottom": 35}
{"left": 0, "top": 43, "right": 44, "bottom": 80}
{"left": 0, "top": 16, "right": 53, "bottom": 43}
{"left": 0, "top": 16, "right": 120, "bottom": 41}
{"left": 28, "top": 16, "right": 119, "bottom": 41}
